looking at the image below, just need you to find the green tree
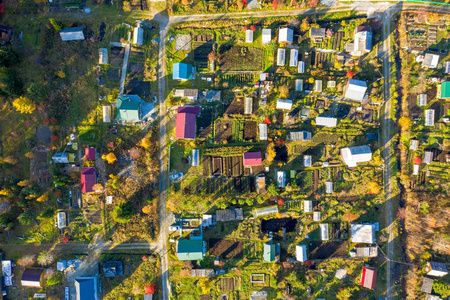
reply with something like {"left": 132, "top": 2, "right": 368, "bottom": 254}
{"left": 107, "top": 89, "right": 119, "bottom": 103}
{"left": 113, "top": 203, "right": 134, "bottom": 224}
{"left": 1, "top": 70, "right": 23, "bottom": 96}
{"left": 27, "top": 82, "right": 48, "bottom": 102}
{"left": 46, "top": 272, "right": 63, "bottom": 286}
{"left": 0, "top": 48, "right": 20, "bottom": 67}
{"left": 49, "top": 18, "right": 63, "bottom": 32}
{"left": 267, "top": 183, "right": 279, "bottom": 196}
{"left": 433, "top": 280, "right": 450, "bottom": 297}
{"left": 40, "top": 208, "right": 55, "bottom": 219}
{"left": 37, "top": 250, "right": 55, "bottom": 266}
{"left": 19, "top": 209, "right": 36, "bottom": 225}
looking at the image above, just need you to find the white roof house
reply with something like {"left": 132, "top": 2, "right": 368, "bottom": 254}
{"left": 424, "top": 151, "right": 433, "bottom": 164}
{"left": 351, "top": 28, "right": 372, "bottom": 56}
{"left": 277, "top": 48, "right": 286, "bottom": 66}
{"left": 325, "top": 181, "right": 333, "bottom": 194}
{"left": 304, "top": 155, "right": 312, "bottom": 167}
{"left": 344, "top": 79, "right": 367, "bottom": 102}
{"left": 57, "top": 212, "right": 67, "bottom": 229}
{"left": 315, "top": 116, "right": 338, "bottom": 127}
{"left": 60, "top": 27, "right": 85, "bottom": 41}
{"left": 192, "top": 149, "right": 199, "bottom": 166}
{"left": 426, "top": 261, "right": 448, "bottom": 277}
{"left": 295, "top": 79, "right": 303, "bottom": 91}
{"left": 296, "top": 244, "right": 307, "bottom": 262}
{"left": 313, "top": 211, "right": 321, "bottom": 221}
{"left": 413, "top": 164, "right": 419, "bottom": 175}
{"left": 298, "top": 61, "right": 305, "bottom": 73}
{"left": 244, "top": 97, "right": 253, "bottom": 114}
{"left": 278, "top": 28, "right": 294, "bottom": 44}
{"left": 277, "top": 171, "right": 286, "bottom": 187}
{"left": 287, "top": 131, "right": 311, "bottom": 141}
{"left": 99, "top": 48, "right": 108, "bottom": 65}
{"left": 425, "top": 109, "right": 435, "bottom": 126}
{"left": 276, "top": 99, "right": 293, "bottom": 110}
{"left": 320, "top": 224, "right": 329, "bottom": 241}
{"left": 2, "top": 260, "right": 12, "bottom": 286}
{"left": 410, "top": 139, "right": 419, "bottom": 151}
{"left": 246, "top": 30, "right": 254, "bottom": 43}
{"left": 304, "top": 200, "right": 313, "bottom": 213}
{"left": 262, "top": 29, "right": 272, "bottom": 44}
{"left": 103, "top": 106, "right": 111, "bottom": 123}
{"left": 290, "top": 49, "right": 298, "bottom": 67}
{"left": 328, "top": 80, "right": 336, "bottom": 88}
{"left": 417, "top": 94, "right": 427, "bottom": 106}
{"left": 351, "top": 224, "right": 375, "bottom": 243}
{"left": 133, "top": 24, "right": 144, "bottom": 45}
{"left": 315, "top": 80, "right": 323, "bottom": 92}
{"left": 259, "top": 124, "right": 268, "bottom": 141}
{"left": 446, "top": 61, "right": 450, "bottom": 74}
{"left": 341, "top": 145, "right": 372, "bottom": 167}
{"left": 422, "top": 53, "right": 439, "bottom": 68}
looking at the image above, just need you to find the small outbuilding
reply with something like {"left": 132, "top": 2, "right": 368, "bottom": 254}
{"left": 133, "top": 24, "right": 144, "bottom": 45}
{"left": 102, "top": 106, "right": 111, "bottom": 123}
{"left": 304, "top": 200, "right": 313, "bottom": 213}
{"left": 176, "top": 106, "right": 200, "bottom": 140}
{"left": 361, "top": 267, "right": 377, "bottom": 290}
{"left": 320, "top": 223, "right": 329, "bottom": 241}
{"left": 315, "top": 116, "right": 338, "bottom": 127}
{"left": 192, "top": 149, "right": 199, "bottom": 166}
{"left": 341, "top": 145, "right": 372, "bottom": 167}
{"left": 245, "top": 29, "right": 253, "bottom": 43}
{"left": 344, "top": 79, "right": 367, "bottom": 102}
{"left": 351, "top": 224, "right": 376, "bottom": 244}
{"left": 263, "top": 243, "right": 280, "bottom": 262}
{"left": 426, "top": 261, "right": 448, "bottom": 277}
{"left": 243, "top": 152, "right": 262, "bottom": 166}
{"left": 177, "top": 240, "right": 204, "bottom": 261}
{"left": 278, "top": 28, "right": 294, "bottom": 44}
{"left": 57, "top": 212, "right": 67, "bottom": 229}
{"left": 103, "top": 261, "right": 123, "bottom": 277}
{"left": 296, "top": 244, "right": 307, "bottom": 262}
{"left": 98, "top": 48, "right": 108, "bottom": 65}
{"left": 21, "top": 268, "right": 44, "bottom": 288}
{"left": 277, "top": 48, "right": 286, "bottom": 66}
{"left": 289, "top": 49, "right": 298, "bottom": 67}
{"left": 81, "top": 167, "right": 96, "bottom": 193}
{"left": 173, "top": 63, "right": 195, "bottom": 81}
{"left": 422, "top": 53, "right": 439, "bottom": 69}
{"left": 298, "top": 61, "right": 305, "bottom": 73}
{"left": 259, "top": 124, "right": 268, "bottom": 141}
{"left": 75, "top": 277, "right": 98, "bottom": 300}
{"left": 276, "top": 99, "right": 293, "bottom": 110}
{"left": 60, "top": 27, "right": 85, "bottom": 41}
{"left": 85, "top": 148, "right": 96, "bottom": 161}
{"left": 277, "top": 171, "right": 286, "bottom": 187}
{"left": 421, "top": 277, "right": 434, "bottom": 294}
{"left": 262, "top": 28, "right": 272, "bottom": 44}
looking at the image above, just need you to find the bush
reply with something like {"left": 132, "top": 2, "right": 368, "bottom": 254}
{"left": 19, "top": 209, "right": 36, "bottom": 225}
{"left": 49, "top": 18, "right": 63, "bottom": 32}
{"left": 46, "top": 272, "right": 63, "bottom": 286}
{"left": 433, "top": 280, "right": 450, "bottom": 297}
{"left": 40, "top": 208, "right": 55, "bottom": 219}
{"left": 113, "top": 203, "right": 134, "bottom": 224}
{"left": 37, "top": 250, "right": 55, "bottom": 266}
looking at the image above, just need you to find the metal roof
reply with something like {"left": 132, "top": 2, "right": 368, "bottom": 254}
{"left": 173, "top": 63, "right": 194, "bottom": 80}
{"left": 295, "top": 79, "right": 303, "bottom": 91}
{"left": 345, "top": 79, "right": 367, "bottom": 101}
{"left": 98, "top": 48, "right": 108, "bottom": 64}
{"left": 177, "top": 240, "right": 203, "bottom": 261}
{"left": 60, "top": 27, "right": 85, "bottom": 41}
{"left": 315, "top": 116, "right": 337, "bottom": 127}
{"left": 133, "top": 25, "right": 144, "bottom": 45}
{"left": 259, "top": 124, "right": 267, "bottom": 140}
{"left": 289, "top": 49, "right": 298, "bottom": 67}
{"left": 246, "top": 30, "right": 253, "bottom": 43}
{"left": 351, "top": 224, "right": 375, "bottom": 243}
{"left": 278, "top": 28, "right": 293, "bottom": 43}
{"left": 277, "top": 48, "right": 285, "bottom": 66}
{"left": 425, "top": 109, "right": 435, "bottom": 126}
{"left": 262, "top": 28, "right": 272, "bottom": 44}
{"left": 276, "top": 99, "right": 292, "bottom": 110}
{"left": 320, "top": 223, "right": 329, "bottom": 241}
{"left": 298, "top": 61, "right": 305, "bottom": 73}
{"left": 75, "top": 277, "right": 98, "bottom": 300}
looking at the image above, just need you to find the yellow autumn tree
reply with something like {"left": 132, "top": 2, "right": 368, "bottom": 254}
{"left": 266, "top": 142, "right": 276, "bottom": 163}
{"left": 25, "top": 152, "right": 34, "bottom": 159}
{"left": 17, "top": 180, "right": 31, "bottom": 187}
{"left": 142, "top": 206, "right": 152, "bottom": 214}
{"left": 92, "top": 183, "right": 103, "bottom": 192}
{"left": 36, "top": 194, "right": 49, "bottom": 202}
{"left": 102, "top": 153, "right": 117, "bottom": 164}
{"left": 13, "top": 96, "right": 35, "bottom": 114}
{"left": 0, "top": 188, "right": 13, "bottom": 198}
{"left": 398, "top": 116, "right": 411, "bottom": 129}
{"left": 141, "top": 138, "right": 151, "bottom": 149}
{"left": 368, "top": 181, "right": 380, "bottom": 194}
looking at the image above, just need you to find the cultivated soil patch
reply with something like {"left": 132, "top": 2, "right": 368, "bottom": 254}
{"left": 220, "top": 278, "right": 235, "bottom": 291}
{"left": 127, "top": 63, "right": 145, "bottom": 78}
{"left": 210, "top": 239, "right": 244, "bottom": 259}
{"left": 110, "top": 46, "right": 125, "bottom": 66}
{"left": 197, "top": 107, "right": 212, "bottom": 139}
{"left": 243, "top": 121, "right": 257, "bottom": 142}
{"left": 225, "top": 98, "right": 244, "bottom": 115}
{"left": 36, "top": 125, "right": 51, "bottom": 145}
{"left": 194, "top": 42, "right": 213, "bottom": 62}
{"left": 308, "top": 240, "right": 348, "bottom": 259}
{"left": 261, "top": 218, "right": 298, "bottom": 233}
{"left": 125, "top": 79, "right": 151, "bottom": 98}
{"left": 215, "top": 120, "right": 233, "bottom": 142}
{"left": 219, "top": 45, "right": 263, "bottom": 71}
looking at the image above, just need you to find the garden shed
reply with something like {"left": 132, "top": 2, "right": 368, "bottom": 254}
{"left": 262, "top": 28, "right": 272, "bottom": 44}
{"left": 315, "top": 116, "right": 337, "bottom": 127}
{"left": 320, "top": 223, "right": 329, "bottom": 241}
{"left": 60, "top": 27, "right": 85, "bottom": 41}
{"left": 341, "top": 145, "right": 372, "bottom": 167}
{"left": 259, "top": 124, "right": 268, "bottom": 140}
{"left": 361, "top": 267, "right": 377, "bottom": 290}
{"left": 278, "top": 28, "right": 293, "bottom": 44}
{"left": 351, "top": 224, "right": 376, "bottom": 244}
{"left": 277, "top": 48, "right": 286, "bottom": 66}
{"left": 133, "top": 23, "right": 144, "bottom": 45}
{"left": 296, "top": 244, "right": 307, "bottom": 262}
{"left": 344, "top": 79, "right": 367, "bottom": 102}
{"left": 289, "top": 49, "right": 298, "bottom": 67}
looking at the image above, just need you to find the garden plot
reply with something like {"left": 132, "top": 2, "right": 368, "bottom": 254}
{"left": 127, "top": 63, "right": 145, "bottom": 78}
{"left": 130, "top": 48, "right": 145, "bottom": 61}
{"left": 243, "top": 121, "right": 257, "bottom": 142}
{"left": 333, "top": 32, "right": 345, "bottom": 50}
{"left": 234, "top": 176, "right": 254, "bottom": 193}
{"left": 354, "top": 109, "right": 374, "bottom": 123}
{"left": 107, "top": 68, "right": 121, "bottom": 81}
{"left": 194, "top": 42, "right": 214, "bottom": 62}
{"left": 215, "top": 119, "right": 233, "bottom": 142}
{"left": 225, "top": 98, "right": 245, "bottom": 115}
{"left": 197, "top": 107, "right": 212, "bottom": 138}
{"left": 176, "top": 34, "right": 191, "bottom": 51}
{"left": 220, "top": 278, "right": 235, "bottom": 292}
{"left": 125, "top": 79, "right": 151, "bottom": 98}
{"left": 194, "top": 33, "right": 214, "bottom": 43}
{"left": 308, "top": 240, "right": 349, "bottom": 259}
{"left": 110, "top": 46, "right": 125, "bottom": 66}
{"left": 210, "top": 238, "right": 244, "bottom": 259}
{"left": 219, "top": 45, "right": 263, "bottom": 71}
{"left": 261, "top": 218, "right": 297, "bottom": 233}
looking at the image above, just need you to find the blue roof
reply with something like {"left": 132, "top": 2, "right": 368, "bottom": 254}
{"left": 75, "top": 277, "right": 97, "bottom": 300}
{"left": 173, "top": 63, "right": 193, "bottom": 80}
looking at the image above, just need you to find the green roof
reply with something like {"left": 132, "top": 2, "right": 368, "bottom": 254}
{"left": 177, "top": 240, "right": 203, "bottom": 261}
{"left": 264, "top": 243, "right": 276, "bottom": 262}
{"left": 442, "top": 82, "right": 450, "bottom": 99}
{"left": 117, "top": 97, "right": 141, "bottom": 121}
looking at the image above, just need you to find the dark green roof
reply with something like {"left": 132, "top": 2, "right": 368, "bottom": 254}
{"left": 177, "top": 240, "right": 203, "bottom": 261}
{"left": 264, "top": 243, "right": 276, "bottom": 262}
{"left": 117, "top": 97, "right": 141, "bottom": 121}
{"left": 442, "top": 82, "right": 450, "bottom": 99}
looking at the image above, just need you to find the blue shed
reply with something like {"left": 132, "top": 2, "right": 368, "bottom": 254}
{"left": 173, "top": 63, "right": 194, "bottom": 81}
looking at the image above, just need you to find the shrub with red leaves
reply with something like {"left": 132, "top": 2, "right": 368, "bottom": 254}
{"left": 346, "top": 71, "right": 354, "bottom": 78}
{"left": 243, "top": 26, "right": 248, "bottom": 31}
{"left": 272, "top": 0, "right": 278, "bottom": 8}
{"left": 142, "top": 256, "right": 148, "bottom": 261}
{"left": 43, "top": 119, "right": 50, "bottom": 125}
{"left": 264, "top": 118, "right": 271, "bottom": 124}
{"left": 50, "top": 117, "right": 58, "bottom": 124}
{"left": 309, "top": 0, "right": 318, "bottom": 7}
{"left": 250, "top": 25, "right": 257, "bottom": 32}
{"left": 144, "top": 283, "right": 157, "bottom": 295}
{"left": 278, "top": 199, "right": 285, "bottom": 206}
{"left": 51, "top": 135, "right": 58, "bottom": 141}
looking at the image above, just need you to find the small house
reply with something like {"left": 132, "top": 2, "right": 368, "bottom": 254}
{"left": 341, "top": 145, "right": 372, "bottom": 167}
{"left": 81, "top": 167, "right": 96, "bottom": 193}
{"left": 441, "top": 81, "right": 450, "bottom": 99}
{"left": 98, "top": 48, "right": 108, "bottom": 65}
{"left": 325, "top": 181, "right": 333, "bottom": 194}
{"left": 204, "top": 90, "right": 221, "bottom": 102}
{"left": 313, "top": 211, "right": 321, "bottom": 221}
{"left": 52, "top": 152, "right": 75, "bottom": 164}
{"left": 290, "top": 49, "right": 298, "bottom": 67}
{"left": 256, "top": 175, "right": 266, "bottom": 193}
{"left": 192, "top": 149, "right": 199, "bottom": 166}
{"left": 173, "top": 89, "right": 199, "bottom": 101}
{"left": 246, "top": 29, "right": 254, "bottom": 43}
{"left": 422, "top": 53, "right": 439, "bottom": 68}
{"left": 410, "top": 139, "right": 419, "bottom": 151}
{"left": 304, "top": 155, "right": 312, "bottom": 167}
{"left": 216, "top": 208, "right": 243, "bottom": 222}
{"left": 295, "top": 79, "right": 303, "bottom": 92}
{"left": 309, "top": 27, "right": 326, "bottom": 43}
{"left": 190, "top": 269, "right": 214, "bottom": 277}
{"left": 361, "top": 267, "right": 377, "bottom": 290}
{"left": 350, "top": 26, "right": 372, "bottom": 56}
{"left": 133, "top": 23, "right": 144, "bottom": 45}
{"left": 102, "top": 106, "right": 111, "bottom": 123}
{"left": 2, "top": 260, "right": 12, "bottom": 286}
{"left": 413, "top": 164, "right": 419, "bottom": 175}
{"left": 263, "top": 243, "right": 280, "bottom": 262}
{"left": 57, "top": 212, "right": 67, "bottom": 229}
{"left": 244, "top": 97, "right": 253, "bottom": 114}
{"left": 445, "top": 61, "right": 450, "bottom": 74}
{"left": 421, "top": 277, "right": 434, "bottom": 294}
{"left": 75, "top": 277, "right": 99, "bottom": 300}
{"left": 320, "top": 223, "right": 329, "bottom": 241}
{"left": 298, "top": 61, "right": 305, "bottom": 73}
{"left": 60, "top": 27, "right": 85, "bottom": 41}
{"left": 344, "top": 79, "right": 367, "bottom": 102}
{"left": 177, "top": 240, "right": 204, "bottom": 261}
{"left": 243, "top": 152, "right": 262, "bottom": 166}
{"left": 351, "top": 224, "right": 376, "bottom": 244}
{"left": 277, "top": 48, "right": 286, "bottom": 66}
{"left": 296, "top": 244, "right": 307, "bottom": 262}
{"left": 354, "top": 246, "right": 378, "bottom": 257}
{"left": 328, "top": 80, "right": 336, "bottom": 88}
{"left": 103, "top": 261, "right": 123, "bottom": 277}
{"left": 173, "top": 63, "right": 195, "bottom": 81}
{"left": 425, "top": 109, "right": 435, "bottom": 126}
{"left": 117, "top": 96, "right": 142, "bottom": 122}
{"left": 21, "top": 268, "right": 44, "bottom": 288}
{"left": 85, "top": 148, "right": 96, "bottom": 161}
{"left": 315, "top": 80, "right": 323, "bottom": 92}
{"left": 277, "top": 171, "right": 286, "bottom": 187}
{"left": 287, "top": 131, "right": 311, "bottom": 141}
{"left": 426, "top": 261, "right": 448, "bottom": 277}
{"left": 417, "top": 94, "right": 427, "bottom": 106}
{"left": 304, "top": 200, "right": 313, "bottom": 213}
{"left": 262, "top": 29, "right": 272, "bottom": 44}
{"left": 278, "top": 28, "right": 294, "bottom": 44}
{"left": 315, "top": 116, "right": 338, "bottom": 127}
{"left": 276, "top": 99, "right": 293, "bottom": 110}
{"left": 176, "top": 106, "right": 200, "bottom": 140}
{"left": 259, "top": 124, "right": 268, "bottom": 141}
{"left": 424, "top": 151, "right": 433, "bottom": 164}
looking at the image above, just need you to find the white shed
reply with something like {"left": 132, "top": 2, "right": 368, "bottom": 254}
{"left": 325, "top": 181, "right": 333, "bottom": 194}
{"left": 298, "top": 61, "right": 305, "bottom": 73}
{"left": 244, "top": 97, "right": 253, "bottom": 114}
{"left": 424, "top": 151, "right": 433, "bottom": 164}
{"left": 290, "top": 49, "right": 298, "bottom": 67}
{"left": 320, "top": 224, "right": 329, "bottom": 241}
{"left": 277, "top": 48, "right": 286, "bottom": 66}
{"left": 262, "top": 29, "right": 272, "bottom": 44}
{"left": 313, "top": 211, "right": 321, "bottom": 221}
{"left": 304, "top": 200, "right": 313, "bottom": 213}
{"left": 277, "top": 171, "right": 286, "bottom": 187}
{"left": 425, "top": 109, "right": 435, "bottom": 126}
{"left": 296, "top": 244, "right": 307, "bottom": 262}
{"left": 60, "top": 27, "right": 85, "bottom": 41}
{"left": 57, "top": 212, "right": 67, "bottom": 229}
{"left": 315, "top": 116, "right": 338, "bottom": 127}
{"left": 278, "top": 28, "right": 294, "bottom": 44}
{"left": 413, "top": 164, "right": 419, "bottom": 175}
{"left": 99, "top": 48, "right": 108, "bottom": 65}
{"left": 303, "top": 155, "right": 311, "bottom": 167}
{"left": 351, "top": 224, "right": 375, "bottom": 243}
{"left": 192, "top": 149, "right": 199, "bottom": 166}
{"left": 295, "top": 79, "right": 303, "bottom": 92}
{"left": 344, "top": 79, "right": 367, "bottom": 102}
{"left": 341, "top": 145, "right": 372, "bottom": 167}
{"left": 315, "top": 80, "right": 323, "bottom": 92}
{"left": 246, "top": 30, "right": 254, "bottom": 43}
{"left": 276, "top": 99, "right": 293, "bottom": 110}
{"left": 133, "top": 24, "right": 144, "bottom": 45}
{"left": 259, "top": 124, "right": 268, "bottom": 141}
{"left": 417, "top": 94, "right": 427, "bottom": 106}
{"left": 103, "top": 105, "right": 111, "bottom": 123}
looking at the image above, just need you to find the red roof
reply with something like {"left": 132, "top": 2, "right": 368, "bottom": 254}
{"left": 81, "top": 167, "right": 96, "bottom": 193}
{"left": 0, "top": 4, "right": 4, "bottom": 15}
{"left": 85, "top": 148, "right": 96, "bottom": 161}
{"left": 176, "top": 108, "right": 198, "bottom": 140}
{"left": 243, "top": 152, "right": 262, "bottom": 166}
{"left": 361, "top": 267, "right": 377, "bottom": 290}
